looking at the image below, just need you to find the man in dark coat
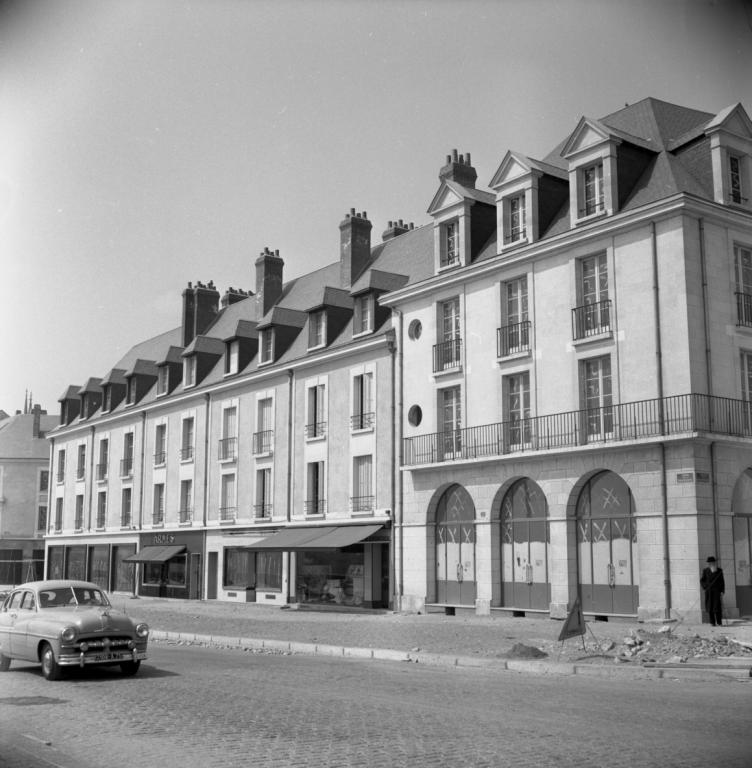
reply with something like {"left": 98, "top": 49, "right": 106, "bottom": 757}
{"left": 700, "top": 556, "right": 725, "bottom": 626}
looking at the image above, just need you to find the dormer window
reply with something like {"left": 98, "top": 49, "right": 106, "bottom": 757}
{"left": 225, "top": 340, "right": 239, "bottom": 375}
{"left": 581, "top": 163, "right": 604, "bottom": 218}
{"left": 157, "top": 366, "right": 169, "bottom": 396}
{"left": 125, "top": 377, "right": 137, "bottom": 405}
{"left": 729, "top": 155, "right": 745, "bottom": 205}
{"left": 353, "top": 294, "right": 373, "bottom": 335}
{"left": 102, "top": 386, "right": 111, "bottom": 412}
{"left": 259, "top": 329, "right": 274, "bottom": 365}
{"left": 308, "top": 311, "right": 326, "bottom": 350}
{"left": 504, "top": 194, "right": 527, "bottom": 244}
{"left": 184, "top": 355, "right": 197, "bottom": 387}
{"left": 441, "top": 220, "right": 460, "bottom": 268}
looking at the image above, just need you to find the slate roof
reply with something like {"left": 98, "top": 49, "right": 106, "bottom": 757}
{"left": 0, "top": 412, "right": 59, "bottom": 459}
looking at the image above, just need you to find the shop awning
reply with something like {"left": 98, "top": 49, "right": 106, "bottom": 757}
{"left": 246, "top": 524, "right": 384, "bottom": 551}
{"left": 122, "top": 545, "right": 186, "bottom": 563}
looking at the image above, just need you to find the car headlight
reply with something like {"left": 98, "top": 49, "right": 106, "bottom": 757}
{"left": 135, "top": 623, "right": 149, "bottom": 638}
{"left": 61, "top": 626, "right": 77, "bottom": 643}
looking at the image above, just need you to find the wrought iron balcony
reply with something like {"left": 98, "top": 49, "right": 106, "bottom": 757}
{"left": 96, "top": 463, "right": 108, "bottom": 481}
{"left": 433, "top": 337, "right": 462, "bottom": 372}
{"left": 305, "top": 422, "right": 327, "bottom": 439}
{"left": 572, "top": 299, "right": 611, "bottom": 340}
{"left": 96, "top": 515, "right": 106, "bottom": 530}
{"left": 120, "top": 458, "right": 133, "bottom": 478}
{"left": 120, "top": 514, "right": 131, "bottom": 528}
{"left": 252, "top": 430, "right": 274, "bottom": 454}
{"left": 153, "top": 451, "right": 166, "bottom": 466}
{"left": 736, "top": 292, "right": 752, "bottom": 327}
{"left": 76, "top": 466, "right": 86, "bottom": 480}
{"left": 180, "top": 446, "right": 194, "bottom": 461}
{"left": 219, "top": 506, "right": 237, "bottom": 522}
{"left": 497, "top": 321, "right": 532, "bottom": 357}
{"left": 179, "top": 507, "right": 193, "bottom": 524}
{"left": 254, "top": 503, "right": 272, "bottom": 520}
{"left": 304, "top": 499, "right": 326, "bottom": 516}
{"left": 218, "top": 437, "right": 237, "bottom": 461}
{"left": 351, "top": 495, "right": 374, "bottom": 513}
{"left": 351, "top": 412, "right": 375, "bottom": 431}
{"left": 152, "top": 512, "right": 164, "bottom": 526}
{"left": 402, "top": 393, "right": 752, "bottom": 467}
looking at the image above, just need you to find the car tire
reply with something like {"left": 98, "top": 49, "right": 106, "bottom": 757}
{"left": 120, "top": 660, "right": 140, "bottom": 676}
{"left": 0, "top": 651, "right": 10, "bottom": 671}
{"left": 40, "top": 643, "right": 63, "bottom": 681}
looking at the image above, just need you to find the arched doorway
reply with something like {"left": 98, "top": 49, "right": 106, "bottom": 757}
{"left": 435, "top": 484, "right": 476, "bottom": 605}
{"left": 576, "top": 471, "right": 638, "bottom": 615}
{"left": 500, "top": 478, "right": 550, "bottom": 610}
{"left": 732, "top": 469, "right": 752, "bottom": 616}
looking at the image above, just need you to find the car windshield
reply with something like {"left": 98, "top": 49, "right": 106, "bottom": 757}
{"left": 38, "top": 586, "right": 111, "bottom": 609}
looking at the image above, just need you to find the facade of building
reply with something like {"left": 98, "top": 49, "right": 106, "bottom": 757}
{"left": 46, "top": 97, "right": 752, "bottom": 623}
{"left": 0, "top": 402, "right": 57, "bottom": 587}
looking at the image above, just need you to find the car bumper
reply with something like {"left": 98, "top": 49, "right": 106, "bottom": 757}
{"left": 57, "top": 648, "right": 148, "bottom": 667}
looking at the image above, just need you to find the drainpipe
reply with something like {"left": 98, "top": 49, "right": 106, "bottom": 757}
{"left": 386, "top": 327, "right": 397, "bottom": 611}
{"left": 286, "top": 368, "right": 294, "bottom": 603}
{"left": 652, "top": 221, "right": 671, "bottom": 619}
{"left": 202, "top": 393, "right": 210, "bottom": 526}
{"left": 87, "top": 426, "right": 95, "bottom": 532}
{"left": 46, "top": 437, "right": 54, "bottom": 578}
{"left": 392, "top": 309, "right": 405, "bottom": 608}
{"left": 137, "top": 411, "right": 147, "bottom": 530}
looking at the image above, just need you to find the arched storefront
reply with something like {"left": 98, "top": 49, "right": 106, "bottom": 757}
{"left": 732, "top": 469, "right": 752, "bottom": 616}
{"left": 500, "top": 478, "right": 550, "bottom": 610}
{"left": 435, "top": 484, "right": 476, "bottom": 605}
{"left": 576, "top": 471, "right": 638, "bottom": 616}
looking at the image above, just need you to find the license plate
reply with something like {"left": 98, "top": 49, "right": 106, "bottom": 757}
{"left": 91, "top": 652, "right": 128, "bottom": 662}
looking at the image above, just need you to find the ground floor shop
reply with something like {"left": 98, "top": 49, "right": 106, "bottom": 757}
{"left": 396, "top": 440, "right": 752, "bottom": 623}
{"left": 46, "top": 537, "right": 138, "bottom": 593}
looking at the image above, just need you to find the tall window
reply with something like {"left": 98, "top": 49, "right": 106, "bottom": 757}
{"left": 255, "top": 467, "right": 272, "bottom": 519}
{"left": 153, "top": 483, "right": 165, "bottom": 525}
{"left": 37, "top": 506, "right": 47, "bottom": 532}
{"left": 735, "top": 245, "right": 752, "bottom": 326}
{"left": 220, "top": 406, "right": 237, "bottom": 460}
{"left": 121, "top": 488, "right": 132, "bottom": 527}
{"left": 254, "top": 398, "right": 273, "bottom": 454}
{"left": 581, "top": 356, "right": 613, "bottom": 438}
{"left": 180, "top": 480, "right": 193, "bottom": 523}
{"left": 97, "top": 439, "right": 109, "bottom": 481}
{"left": 181, "top": 416, "right": 195, "bottom": 461}
{"left": 352, "top": 455, "right": 373, "bottom": 512}
{"left": 96, "top": 491, "right": 107, "bottom": 529}
{"left": 574, "top": 253, "right": 610, "bottom": 338}
{"left": 57, "top": 450, "right": 65, "bottom": 482}
{"left": 225, "top": 340, "right": 240, "bottom": 374}
{"left": 260, "top": 329, "right": 274, "bottom": 364}
{"left": 39, "top": 470, "right": 49, "bottom": 493}
{"left": 154, "top": 423, "right": 167, "bottom": 465}
{"left": 55, "top": 497, "right": 63, "bottom": 531}
{"left": 157, "top": 365, "right": 169, "bottom": 395}
{"left": 306, "top": 384, "right": 326, "bottom": 439}
{"left": 352, "top": 372, "right": 374, "bottom": 430}
{"left": 500, "top": 276, "right": 530, "bottom": 355}
{"left": 308, "top": 311, "right": 326, "bottom": 349}
{"left": 122, "top": 432, "right": 134, "bottom": 476}
{"left": 582, "top": 163, "right": 604, "bottom": 216}
{"left": 75, "top": 494, "right": 84, "bottom": 530}
{"left": 220, "top": 474, "right": 236, "bottom": 521}
{"left": 504, "top": 372, "right": 531, "bottom": 446}
{"left": 306, "top": 461, "right": 325, "bottom": 515}
{"left": 440, "top": 386, "right": 462, "bottom": 457}
{"left": 729, "top": 155, "right": 743, "bottom": 204}
{"left": 76, "top": 444, "right": 86, "bottom": 480}
{"left": 353, "top": 294, "right": 373, "bottom": 335}
{"left": 507, "top": 194, "right": 526, "bottom": 242}
{"left": 103, "top": 386, "right": 112, "bottom": 412}
{"left": 441, "top": 220, "right": 459, "bottom": 267}
{"left": 184, "top": 356, "right": 197, "bottom": 387}
{"left": 435, "top": 297, "right": 461, "bottom": 371}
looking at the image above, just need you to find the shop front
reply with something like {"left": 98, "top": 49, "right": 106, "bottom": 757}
{"left": 46, "top": 539, "right": 138, "bottom": 593}
{"left": 124, "top": 531, "right": 205, "bottom": 599}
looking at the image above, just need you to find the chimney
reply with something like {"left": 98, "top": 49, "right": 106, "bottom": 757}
{"left": 439, "top": 149, "right": 477, "bottom": 189}
{"left": 382, "top": 219, "right": 414, "bottom": 242}
{"left": 221, "top": 286, "right": 253, "bottom": 309}
{"left": 32, "top": 403, "right": 43, "bottom": 438}
{"left": 255, "top": 248, "right": 284, "bottom": 317}
{"left": 340, "top": 209, "right": 372, "bottom": 287}
{"left": 183, "top": 281, "right": 220, "bottom": 346}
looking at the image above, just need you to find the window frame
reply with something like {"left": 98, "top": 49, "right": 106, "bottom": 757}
{"left": 353, "top": 294, "right": 373, "bottom": 336}
{"left": 308, "top": 310, "right": 326, "bottom": 350}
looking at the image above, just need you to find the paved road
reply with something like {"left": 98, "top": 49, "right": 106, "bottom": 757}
{"left": 1, "top": 642, "right": 750, "bottom": 768}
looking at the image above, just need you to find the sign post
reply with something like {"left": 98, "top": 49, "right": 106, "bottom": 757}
{"left": 558, "top": 597, "right": 586, "bottom": 649}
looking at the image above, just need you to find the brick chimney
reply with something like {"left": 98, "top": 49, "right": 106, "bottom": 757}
{"left": 340, "top": 209, "right": 372, "bottom": 287}
{"left": 221, "top": 287, "right": 253, "bottom": 309}
{"left": 255, "top": 248, "right": 284, "bottom": 317}
{"left": 32, "top": 403, "right": 45, "bottom": 438}
{"left": 382, "top": 219, "right": 414, "bottom": 242}
{"left": 182, "top": 281, "right": 220, "bottom": 346}
{"left": 439, "top": 149, "right": 477, "bottom": 189}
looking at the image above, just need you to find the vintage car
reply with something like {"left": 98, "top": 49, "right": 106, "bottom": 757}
{"left": 0, "top": 580, "right": 149, "bottom": 680}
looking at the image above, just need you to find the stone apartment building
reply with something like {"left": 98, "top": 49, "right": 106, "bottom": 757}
{"left": 47, "top": 97, "right": 752, "bottom": 623}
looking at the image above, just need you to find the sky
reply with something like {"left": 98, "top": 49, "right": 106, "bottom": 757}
{"left": 1, "top": 0, "right": 751, "bottom": 415}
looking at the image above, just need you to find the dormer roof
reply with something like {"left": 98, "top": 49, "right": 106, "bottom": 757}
{"left": 78, "top": 378, "right": 103, "bottom": 395}
{"left": 427, "top": 179, "right": 494, "bottom": 216}
{"left": 223, "top": 319, "right": 258, "bottom": 342}
{"left": 124, "top": 358, "right": 158, "bottom": 378}
{"left": 490, "top": 150, "right": 568, "bottom": 189}
{"left": 350, "top": 269, "right": 409, "bottom": 296}
{"left": 256, "top": 306, "right": 307, "bottom": 331}
{"left": 58, "top": 385, "right": 81, "bottom": 402}
{"left": 305, "top": 286, "right": 353, "bottom": 312}
{"left": 157, "top": 345, "right": 185, "bottom": 366}
{"left": 181, "top": 335, "right": 225, "bottom": 357}
{"left": 100, "top": 368, "right": 127, "bottom": 387}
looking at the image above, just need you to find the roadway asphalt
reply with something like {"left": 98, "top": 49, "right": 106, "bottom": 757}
{"left": 115, "top": 595, "right": 752, "bottom": 682}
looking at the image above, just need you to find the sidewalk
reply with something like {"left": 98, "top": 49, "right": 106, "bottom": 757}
{"left": 118, "top": 596, "right": 752, "bottom": 682}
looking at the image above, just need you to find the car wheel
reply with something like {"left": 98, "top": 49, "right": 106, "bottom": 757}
{"left": 0, "top": 651, "right": 11, "bottom": 672}
{"left": 40, "top": 643, "right": 63, "bottom": 681}
{"left": 120, "top": 660, "right": 140, "bottom": 676}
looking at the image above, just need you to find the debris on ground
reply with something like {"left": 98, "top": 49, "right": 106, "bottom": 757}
{"left": 502, "top": 643, "right": 548, "bottom": 659}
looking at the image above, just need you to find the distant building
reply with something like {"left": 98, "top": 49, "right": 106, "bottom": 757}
{"left": 0, "top": 402, "right": 57, "bottom": 586}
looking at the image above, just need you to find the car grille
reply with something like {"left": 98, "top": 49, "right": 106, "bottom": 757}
{"left": 75, "top": 636, "right": 134, "bottom": 651}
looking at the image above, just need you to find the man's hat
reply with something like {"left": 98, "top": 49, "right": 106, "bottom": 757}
{"left": 706, "top": 556, "right": 716, "bottom": 563}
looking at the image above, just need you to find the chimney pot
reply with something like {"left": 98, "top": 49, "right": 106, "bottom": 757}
{"left": 452, "top": 149, "right": 458, "bottom": 162}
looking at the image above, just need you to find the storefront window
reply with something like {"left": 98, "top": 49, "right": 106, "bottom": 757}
{"left": 48, "top": 547, "right": 64, "bottom": 580}
{"left": 66, "top": 546, "right": 87, "bottom": 580}
{"left": 224, "top": 548, "right": 253, "bottom": 588}
{"left": 296, "top": 548, "right": 365, "bottom": 606}
{"left": 112, "top": 545, "right": 135, "bottom": 592}
{"left": 143, "top": 556, "right": 187, "bottom": 586}
{"left": 143, "top": 562, "right": 162, "bottom": 585}
{"left": 88, "top": 545, "right": 109, "bottom": 589}
{"left": 257, "top": 551, "right": 282, "bottom": 591}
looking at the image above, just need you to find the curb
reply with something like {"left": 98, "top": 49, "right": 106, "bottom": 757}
{"left": 149, "top": 630, "right": 752, "bottom": 682}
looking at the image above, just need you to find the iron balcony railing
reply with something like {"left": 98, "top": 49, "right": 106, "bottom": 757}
{"left": 252, "top": 430, "right": 274, "bottom": 454}
{"left": 736, "top": 292, "right": 752, "bottom": 327}
{"left": 433, "top": 337, "right": 462, "bottom": 372}
{"left": 152, "top": 512, "right": 164, "bottom": 526}
{"left": 218, "top": 437, "right": 237, "bottom": 461}
{"left": 54, "top": 517, "right": 63, "bottom": 532}
{"left": 254, "top": 503, "right": 272, "bottom": 520}
{"left": 56, "top": 470, "right": 65, "bottom": 483}
{"left": 219, "top": 506, "right": 237, "bottom": 522}
{"left": 351, "top": 495, "right": 375, "bottom": 513}
{"left": 74, "top": 516, "right": 84, "bottom": 531}
{"left": 497, "top": 321, "right": 532, "bottom": 357}
{"left": 351, "top": 412, "right": 375, "bottom": 431}
{"left": 305, "top": 422, "right": 327, "bottom": 439}
{"left": 120, "top": 514, "right": 131, "bottom": 528}
{"left": 96, "top": 515, "right": 106, "bottom": 529}
{"left": 180, "top": 446, "right": 194, "bottom": 461}
{"left": 403, "top": 393, "right": 752, "bottom": 467}
{"left": 120, "top": 458, "right": 134, "bottom": 477}
{"left": 96, "top": 463, "right": 108, "bottom": 481}
{"left": 154, "top": 451, "right": 166, "bottom": 466}
{"left": 76, "top": 465, "right": 86, "bottom": 480}
{"left": 572, "top": 299, "right": 611, "bottom": 340}
{"left": 304, "top": 499, "right": 326, "bottom": 516}
{"left": 179, "top": 507, "right": 193, "bottom": 524}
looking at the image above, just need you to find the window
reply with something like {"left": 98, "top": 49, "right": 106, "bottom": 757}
{"left": 255, "top": 467, "right": 272, "bottom": 519}
{"left": 153, "top": 483, "right": 165, "bottom": 525}
{"left": 306, "top": 384, "right": 326, "bottom": 439}
{"left": 219, "top": 405, "right": 237, "bottom": 461}
{"left": 580, "top": 162, "right": 604, "bottom": 217}
{"left": 96, "top": 491, "right": 107, "bottom": 529}
{"left": 154, "top": 423, "right": 167, "bottom": 465}
{"left": 57, "top": 450, "right": 66, "bottom": 482}
{"left": 157, "top": 365, "right": 169, "bottom": 396}
{"left": 499, "top": 276, "right": 530, "bottom": 356}
{"left": 121, "top": 432, "right": 134, "bottom": 477}
{"left": 439, "top": 386, "right": 462, "bottom": 457}
{"left": 308, "top": 311, "right": 326, "bottom": 349}
{"left": 434, "top": 297, "right": 461, "bottom": 371}
{"left": 504, "top": 372, "right": 531, "bottom": 447}
{"left": 225, "top": 340, "right": 240, "bottom": 375}
{"left": 97, "top": 439, "right": 108, "bottom": 481}
{"left": 441, "top": 220, "right": 460, "bottom": 268}
{"left": 224, "top": 548, "right": 254, "bottom": 588}
{"left": 126, "top": 376, "right": 137, "bottom": 405}
{"left": 184, "top": 355, "right": 197, "bottom": 387}
{"left": 75, "top": 494, "right": 84, "bottom": 530}
{"left": 574, "top": 254, "right": 610, "bottom": 339}
{"left": 220, "top": 474, "right": 236, "bottom": 521}
{"left": 735, "top": 245, "right": 752, "bottom": 327}
{"left": 581, "top": 356, "right": 613, "bottom": 438}
{"left": 76, "top": 444, "right": 86, "bottom": 480}
{"left": 121, "top": 488, "right": 132, "bottom": 527}
{"left": 259, "top": 329, "right": 274, "bottom": 364}
{"left": 306, "top": 461, "right": 325, "bottom": 515}
{"left": 352, "top": 372, "right": 374, "bottom": 430}
{"left": 729, "top": 154, "right": 743, "bottom": 204}
{"left": 256, "top": 551, "right": 282, "bottom": 590}
{"left": 505, "top": 194, "right": 526, "bottom": 243}
{"left": 39, "top": 470, "right": 49, "bottom": 493}
{"left": 181, "top": 416, "right": 195, "bottom": 461}
{"left": 353, "top": 294, "right": 373, "bottom": 335}
{"left": 37, "top": 506, "right": 47, "bottom": 532}
{"left": 741, "top": 351, "right": 752, "bottom": 402}
{"left": 253, "top": 398, "right": 273, "bottom": 454}
{"left": 55, "top": 498, "right": 63, "bottom": 531}
{"left": 352, "top": 455, "right": 373, "bottom": 512}
{"left": 103, "top": 386, "right": 112, "bottom": 412}
{"left": 180, "top": 479, "right": 193, "bottom": 523}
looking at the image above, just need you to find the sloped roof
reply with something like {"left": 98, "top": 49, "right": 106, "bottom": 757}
{"left": 0, "top": 412, "right": 58, "bottom": 459}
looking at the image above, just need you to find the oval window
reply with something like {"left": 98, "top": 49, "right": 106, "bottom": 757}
{"left": 408, "top": 405, "right": 423, "bottom": 426}
{"left": 408, "top": 319, "right": 422, "bottom": 340}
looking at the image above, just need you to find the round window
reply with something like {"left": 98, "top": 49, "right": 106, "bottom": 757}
{"left": 408, "top": 319, "right": 422, "bottom": 340}
{"left": 408, "top": 405, "right": 423, "bottom": 426}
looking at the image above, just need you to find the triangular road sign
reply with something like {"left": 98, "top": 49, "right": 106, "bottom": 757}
{"left": 558, "top": 597, "right": 585, "bottom": 641}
